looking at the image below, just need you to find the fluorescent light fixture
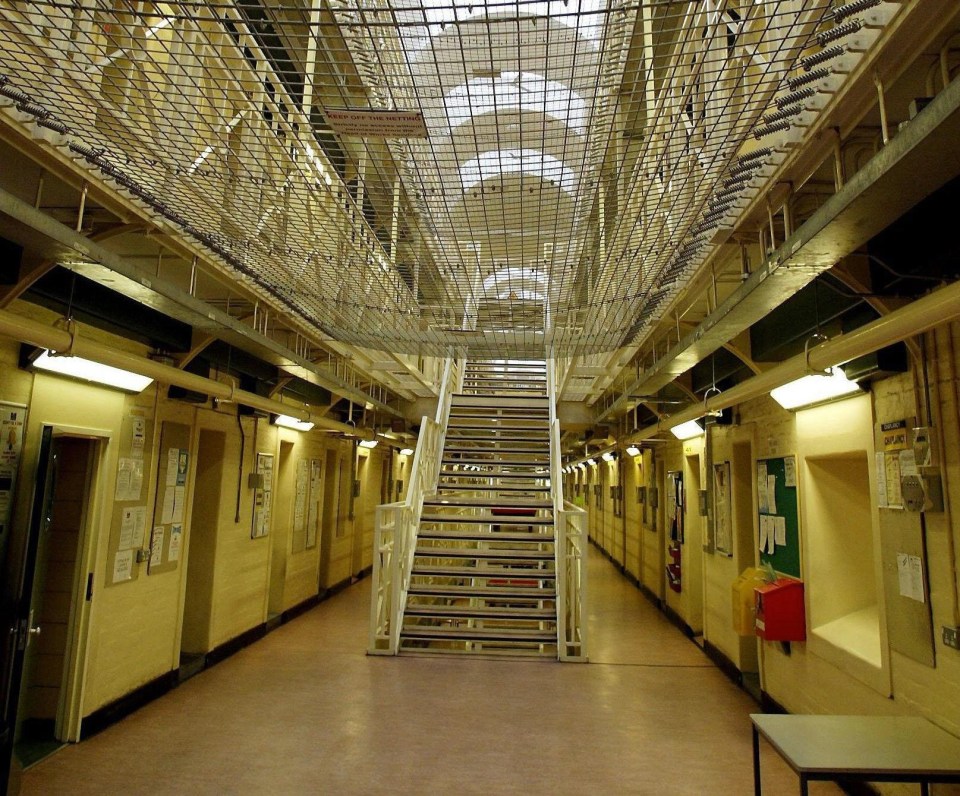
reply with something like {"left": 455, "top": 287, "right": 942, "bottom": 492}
{"left": 32, "top": 350, "right": 153, "bottom": 393}
{"left": 626, "top": 445, "right": 641, "bottom": 457}
{"left": 670, "top": 419, "right": 704, "bottom": 440}
{"left": 601, "top": 451, "right": 615, "bottom": 462}
{"left": 273, "top": 414, "right": 314, "bottom": 431}
{"left": 358, "top": 439, "right": 378, "bottom": 449}
{"left": 770, "top": 367, "right": 862, "bottom": 410}
{"left": 400, "top": 447, "right": 414, "bottom": 456}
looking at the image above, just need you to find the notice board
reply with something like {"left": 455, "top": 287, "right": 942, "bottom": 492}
{"left": 757, "top": 456, "right": 800, "bottom": 578}
{"left": 106, "top": 408, "right": 154, "bottom": 586}
{"left": 148, "top": 421, "right": 191, "bottom": 575}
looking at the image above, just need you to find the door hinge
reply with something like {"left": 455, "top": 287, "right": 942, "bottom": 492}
{"left": 86, "top": 572, "right": 94, "bottom": 601}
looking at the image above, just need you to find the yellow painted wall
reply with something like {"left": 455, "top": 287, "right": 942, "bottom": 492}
{"left": 0, "top": 303, "right": 383, "bottom": 728}
{"left": 651, "top": 322, "right": 960, "bottom": 767}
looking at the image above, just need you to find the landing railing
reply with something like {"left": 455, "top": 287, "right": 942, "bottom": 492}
{"left": 547, "top": 357, "right": 588, "bottom": 661}
{"left": 368, "top": 355, "right": 463, "bottom": 654}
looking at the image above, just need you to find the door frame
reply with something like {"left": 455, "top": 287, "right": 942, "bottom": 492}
{"left": 51, "top": 427, "right": 111, "bottom": 743}
{"left": 21, "top": 425, "right": 112, "bottom": 747}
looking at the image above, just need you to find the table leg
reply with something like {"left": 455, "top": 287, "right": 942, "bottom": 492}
{"left": 799, "top": 774, "right": 808, "bottom": 796}
{"left": 920, "top": 783, "right": 929, "bottom": 796}
{"left": 752, "top": 725, "right": 761, "bottom": 796}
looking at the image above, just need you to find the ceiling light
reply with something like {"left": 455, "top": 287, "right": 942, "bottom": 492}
{"left": 273, "top": 414, "right": 314, "bottom": 432}
{"left": 626, "top": 445, "right": 641, "bottom": 457}
{"left": 586, "top": 458, "right": 597, "bottom": 466}
{"left": 770, "top": 367, "right": 862, "bottom": 410}
{"left": 670, "top": 420, "right": 704, "bottom": 440}
{"left": 31, "top": 350, "right": 153, "bottom": 393}
{"left": 359, "top": 439, "right": 379, "bottom": 449}
{"left": 400, "top": 447, "right": 414, "bottom": 456}
{"left": 601, "top": 451, "right": 615, "bottom": 462}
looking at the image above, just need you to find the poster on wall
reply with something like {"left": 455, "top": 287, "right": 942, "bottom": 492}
{"left": 252, "top": 453, "right": 274, "bottom": 538}
{"left": 0, "top": 402, "right": 27, "bottom": 539}
{"left": 713, "top": 462, "right": 732, "bottom": 556}
{"left": 306, "top": 458, "right": 321, "bottom": 549}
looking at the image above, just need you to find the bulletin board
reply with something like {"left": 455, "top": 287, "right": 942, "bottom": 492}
{"left": 106, "top": 408, "right": 155, "bottom": 586}
{"left": 291, "top": 458, "right": 309, "bottom": 553}
{"left": 713, "top": 462, "right": 732, "bottom": 556}
{"left": 147, "top": 421, "right": 191, "bottom": 576}
{"left": 757, "top": 456, "right": 800, "bottom": 578}
{"left": 306, "top": 458, "right": 321, "bottom": 549}
{"left": 251, "top": 452, "right": 274, "bottom": 538}
{"left": 874, "top": 417, "right": 935, "bottom": 666}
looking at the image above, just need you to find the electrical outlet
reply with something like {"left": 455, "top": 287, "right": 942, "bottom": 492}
{"left": 943, "top": 626, "right": 960, "bottom": 650}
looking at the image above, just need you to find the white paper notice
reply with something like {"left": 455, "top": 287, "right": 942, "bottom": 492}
{"left": 130, "top": 416, "right": 146, "bottom": 460}
{"left": 166, "top": 447, "right": 179, "bottom": 487}
{"left": 784, "top": 456, "right": 796, "bottom": 488}
{"left": 114, "top": 459, "right": 131, "bottom": 501}
{"left": 119, "top": 507, "right": 136, "bottom": 550}
{"left": 760, "top": 515, "right": 776, "bottom": 554}
{"left": 897, "top": 553, "right": 926, "bottom": 602}
{"left": 168, "top": 524, "right": 182, "bottom": 562}
{"left": 172, "top": 486, "right": 185, "bottom": 523}
{"left": 150, "top": 526, "right": 165, "bottom": 567}
{"left": 876, "top": 452, "right": 888, "bottom": 508}
{"left": 767, "top": 475, "right": 778, "bottom": 514}
{"left": 161, "top": 488, "right": 175, "bottom": 524}
{"left": 885, "top": 453, "right": 903, "bottom": 508}
{"left": 899, "top": 449, "right": 918, "bottom": 478}
{"left": 774, "top": 516, "right": 787, "bottom": 547}
{"left": 757, "top": 462, "right": 769, "bottom": 513}
{"left": 909, "top": 554, "right": 925, "bottom": 603}
{"left": 113, "top": 549, "right": 134, "bottom": 583}
{"left": 131, "top": 506, "right": 147, "bottom": 548}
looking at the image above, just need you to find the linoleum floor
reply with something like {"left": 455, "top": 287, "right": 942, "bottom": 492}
{"left": 21, "top": 547, "right": 841, "bottom": 795}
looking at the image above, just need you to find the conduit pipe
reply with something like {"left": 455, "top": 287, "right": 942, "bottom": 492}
{"left": 0, "top": 309, "right": 370, "bottom": 438}
{"left": 627, "top": 278, "right": 960, "bottom": 442}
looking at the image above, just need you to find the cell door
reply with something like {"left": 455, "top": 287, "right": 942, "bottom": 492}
{"left": 1, "top": 426, "right": 53, "bottom": 792}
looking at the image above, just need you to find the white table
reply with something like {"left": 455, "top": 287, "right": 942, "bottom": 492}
{"left": 751, "top": 714, "right": 960, "bottom": 795}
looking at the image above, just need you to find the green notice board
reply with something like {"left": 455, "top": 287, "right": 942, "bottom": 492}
{"left": 757, "top": 456, "right": 800, "bottom": 577}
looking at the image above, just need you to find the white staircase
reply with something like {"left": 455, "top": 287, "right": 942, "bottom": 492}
{"left": 400, "top": 360, "right": 558, "bottom": 656}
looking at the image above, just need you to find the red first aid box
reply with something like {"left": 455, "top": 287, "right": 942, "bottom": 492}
{"left": 755, "top": 577, "right": 806, "bottom": 642}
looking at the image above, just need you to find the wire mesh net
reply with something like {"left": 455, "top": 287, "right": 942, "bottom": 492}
{"left": 0, "top": 0, "right": 842, "bottom": 357}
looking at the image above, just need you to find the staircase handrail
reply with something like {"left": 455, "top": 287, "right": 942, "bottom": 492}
{"left": 557, "top": 500, "right": 589, "bottom": 661}
{"left": 368, "top": 355, "right": 462, "bottom": 654}
{"left": 548, "top": 356, "right": 588, "bottom": 661}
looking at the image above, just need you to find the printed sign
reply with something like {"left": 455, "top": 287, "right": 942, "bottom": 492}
{"left": 323, "top": 108, "right": 428, "bottom": 138}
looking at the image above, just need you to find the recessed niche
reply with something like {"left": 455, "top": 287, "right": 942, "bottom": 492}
{"left": 804, "top": 452, "right": 881, "bottom": 669}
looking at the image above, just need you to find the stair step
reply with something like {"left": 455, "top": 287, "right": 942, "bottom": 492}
{"left": 409, "top": 565, "right": 556, "bottom": 580}
{"left": 438, "top": 472, "right": 549, "bottom": 482}
{"left": 420, "top": 515, "right": 553, "bottom": 527}
{"left": 400, "top": 626, "right": 556, "bottom": 643}
{"left": 442, "top": 457, "right": 547, "bottom": 467}
{"left": 415, "top": 546, "right": 553, "bottom": 561}
{"left": 449, "top": 409, "right": 549, "bottom": 418}
{"left": 447, "top": 422, "right": 550, "bottom": 436}
{"left": 443, "top": 439, "right": 550, "bottom": 456}
{"left": 408, "top": 583, "right": 555, "bottom": 599}
{"left": 404, "top": 604, "right": 555, "bottom": 620}
{"left": 463, "top": 370, "right": 547, "bottom": 384}
{"left": 445, "top": 429, "right": 548, "bottom": 436}
{"left": 436, "top": 483, "right": 551, "bottom": 493}
{"left": 440, "top": 470, "right": 550, "bottom": 481}
{"left": 423, "top": 496, "right": 552, "bottom": 508}
{"left": 452, "top": 393, "right": 548, "bottom": 402}
{"left": 419, "top": 528, "right": 553, "bottom": 542}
